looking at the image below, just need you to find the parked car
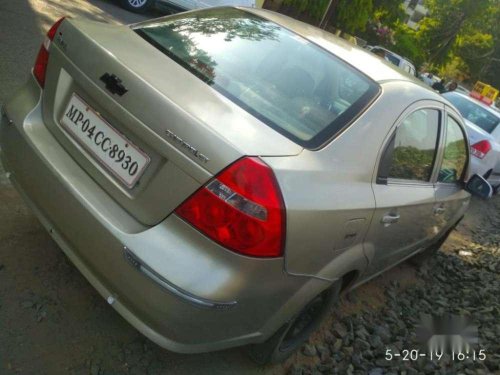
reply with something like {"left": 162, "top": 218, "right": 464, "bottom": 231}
{"left": 0, "top": 8, "right": 492, "bottom": 364}
{"left": 366, "top": 46, "right": 417, "bottom": 77}
{"left": 120, "top": 0, "right": 256, "bottom": 13}
{"left": 452, "top": 84, "right": 470, "bottom": 96}
{"left": 443, "top": 92, "right": 500, "bottom": 190}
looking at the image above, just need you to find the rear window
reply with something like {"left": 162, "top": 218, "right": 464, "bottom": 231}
{"left": 135, "top": 8, "right": 379, "bottom": 149}
{"left": 444, "top": 92, "right": 500, "bottom": 134}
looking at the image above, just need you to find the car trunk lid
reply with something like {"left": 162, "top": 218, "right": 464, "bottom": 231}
{"left": 40, "top": 18, "right": 302, "bottom": 226}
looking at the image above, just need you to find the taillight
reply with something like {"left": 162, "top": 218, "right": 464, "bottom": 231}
{"left": 33, "top": 17, "right": 66, "bottom": 87}
{"left": 470, "top": 140, "right": 491, "bottom": 159}
{"left": 176, "top": 157, "right": 285, "bottom": 257}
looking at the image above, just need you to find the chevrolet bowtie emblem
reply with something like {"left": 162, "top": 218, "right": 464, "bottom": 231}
{"left": 100, "top": 73, "right": 128, "bottom": 96}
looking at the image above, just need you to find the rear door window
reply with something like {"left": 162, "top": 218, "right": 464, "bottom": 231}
{"left": 135, "top": 8, "right": 379, "bottom": 149}
{"left": 388, "top": 109, "right": 440, "bottom": 182}
{"left": 438, "top": 116, "right": 468, "bottom": 183}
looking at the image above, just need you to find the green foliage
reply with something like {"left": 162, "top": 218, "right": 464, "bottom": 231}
{"left": 417, "top": 0, "right": 493, "bottom": 65}
{"left": 455, "top": 32, "right": 494, "bottom": 81}
{"left": 438, "top": 56, "right": 470, "bottom": 81}
{"left": 282, "top": 0, "right": 373, "bottom": 33}
{"left": 281, "top": 0, "right": 330, "bottom": 20}
{"left": 333, "top": 0, "right": 373, "bottom": 33}
{"left": 372, "top": 0, "right": 405, "bottom": 25}
{"left": 391, "top": 23, "right": 425, "bottom": 67}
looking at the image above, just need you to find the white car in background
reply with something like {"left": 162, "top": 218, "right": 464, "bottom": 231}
{"left": 444, "top": 92, "right": 500, "bottom": 191}
{"left": 366, "top": 46, "right": 417, "bottom": 77}
{"left": 420, "top": 72, "right": 441, "bottom": 87}
{"left": 120, "top": 0, "right": 257, "bottom": 13}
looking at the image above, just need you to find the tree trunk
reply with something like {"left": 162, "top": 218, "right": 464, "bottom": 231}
{"left": 319, "top": 0, "right": 339, "bottom": 29}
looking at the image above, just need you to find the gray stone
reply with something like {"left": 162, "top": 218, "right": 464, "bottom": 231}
{"left": 369, "top": 334, "right": 383, "bottom": 349}
{"left": 20, "top": 300, "right": 34, "bottom": 309}
{"left": 354, "top": 338, "right": 370, "bottom": 351}
{"left": 373, "top": 325, "right": 391, "bottom": 343}
{"left": 332, "top": 338, "right": 343, "bottom": 352}
{"left": 302, "top": 343, "right": 317, "bottom": 357}
{"left": 333, "top": 322, "right": 348, "bottom": 338}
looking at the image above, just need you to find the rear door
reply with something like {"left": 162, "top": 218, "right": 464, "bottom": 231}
{"left": 434, "top": 111, "right": 471, "bottom": 233}
{"left": 363, "top": 103, "right": 442, "bottom": 277}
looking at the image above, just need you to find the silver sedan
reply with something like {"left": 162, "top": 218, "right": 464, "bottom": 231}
{"left": 0, "top": 6, "right": 492, "bottom": 363}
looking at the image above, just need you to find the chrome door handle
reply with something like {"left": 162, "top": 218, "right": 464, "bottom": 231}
{"left": 381, "top": 213, "right": 400, "bottom": 226}
{"left": 434, "top": 207, "right": 445, "bottom": 215}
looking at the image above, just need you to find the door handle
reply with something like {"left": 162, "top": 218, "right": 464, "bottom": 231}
{"left": 381, "top": 213, "right": 400, "bottom": 226}
{"left": 433, "top": 207, "right": 446, "bottom": 215}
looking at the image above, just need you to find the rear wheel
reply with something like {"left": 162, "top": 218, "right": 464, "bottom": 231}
{"left": 120, "top": 0, "right": 155, "bottom": 13}
{"left": 248, "top": 281, "right": 341, "bottom": 364}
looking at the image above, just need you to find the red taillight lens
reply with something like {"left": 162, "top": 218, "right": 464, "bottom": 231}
{"left": 33, "top": 17, "right": 66, "bottom": 87}
{"left": 470, "top": 140, "right": 491, "bottom": 159}
{"left": 176, "top": 157, "right": 285, "bottom": 257}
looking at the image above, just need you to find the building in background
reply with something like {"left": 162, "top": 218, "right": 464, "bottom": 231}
{"left": 403, "top": 0, "right": 428, "bottom": 29}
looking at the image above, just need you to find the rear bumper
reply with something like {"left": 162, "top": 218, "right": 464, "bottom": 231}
{"left": 0, "top": 78, "right": 326, "bottom": 353}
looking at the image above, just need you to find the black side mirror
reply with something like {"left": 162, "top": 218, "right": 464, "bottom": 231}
{"left": 465, "top": 174, "right": 493, "bottom": 199}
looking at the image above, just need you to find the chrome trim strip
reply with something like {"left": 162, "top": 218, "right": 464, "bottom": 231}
{"left": 123, "top": 247, "right": 237, "bottom": 310}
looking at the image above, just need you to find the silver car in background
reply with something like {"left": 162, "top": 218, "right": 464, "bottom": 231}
{"left": 0, "top": 7, "right": 491, "bottom": 363}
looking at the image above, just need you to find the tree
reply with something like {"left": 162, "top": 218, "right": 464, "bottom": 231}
{"left": 281, "top": 0, "right": 330, "bottom": 21}
{"left": 282, "top": 0, "right": 373, "bottom": 33}
{"left": 417, "top": 0, "right": 493, "bottom": 65}
{"left": 333, "top": 0, "right": 373, "bottom": 33}
{"left": 372, "top": 0, "right": 405, "bottom": 25}
{"left": 392, "top": 23, "right": 425, "bottom": 67}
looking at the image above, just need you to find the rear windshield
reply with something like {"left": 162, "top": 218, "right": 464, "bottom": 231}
{"left": 135, "top": 8, "right": 379, "bottom": 149}
{"left": 445, "top": 92, "right": 500, "bottom": 134}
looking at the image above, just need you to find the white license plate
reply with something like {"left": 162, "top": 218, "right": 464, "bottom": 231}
{"left": 60, "top": 94, "right": 150, "bottom": 188}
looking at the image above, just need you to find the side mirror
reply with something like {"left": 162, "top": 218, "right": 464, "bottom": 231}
{"left": 465, "top": 174, "right": 493, "bottom": 199}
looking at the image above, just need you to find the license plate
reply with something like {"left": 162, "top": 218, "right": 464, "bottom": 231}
{"left": 60, "top": 94, "right": 150, "bottom": 188}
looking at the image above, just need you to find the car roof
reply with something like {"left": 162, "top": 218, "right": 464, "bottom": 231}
{"left": 243, "top": 8, "right": 418, "bottom": 84}
{"left": 444, "top": 92, "right": 500, "bottom": 118}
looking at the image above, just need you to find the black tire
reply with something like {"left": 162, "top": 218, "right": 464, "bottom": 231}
{"left": 248, "top": 281, "right": 341, "bottom": 364}
{"left": 120, "top": 0, "right": 155, "bottom": 13}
